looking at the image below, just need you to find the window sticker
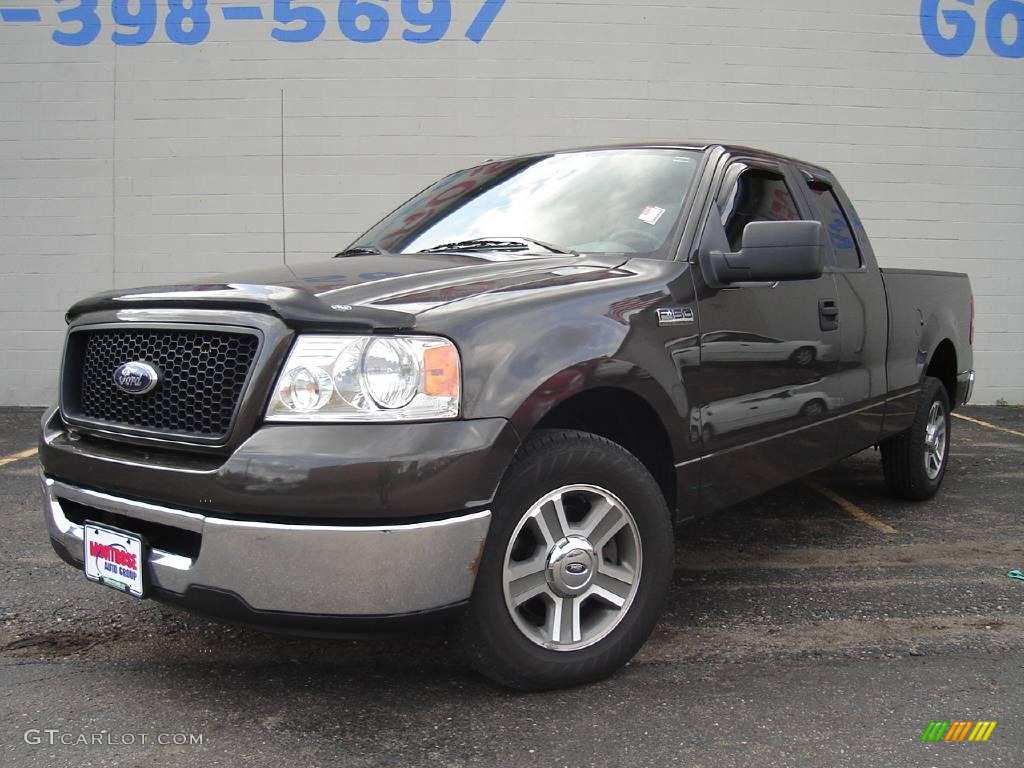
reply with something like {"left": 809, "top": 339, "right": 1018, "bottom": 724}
{"left": 638, "top": 206, "right": 665, "bottom": 226}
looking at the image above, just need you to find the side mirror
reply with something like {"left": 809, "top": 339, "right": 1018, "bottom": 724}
{"left": 708, "top": 220, "right": 824, "bottom": 283}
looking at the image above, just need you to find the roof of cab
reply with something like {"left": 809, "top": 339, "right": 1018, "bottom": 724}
{"left": 504, "top": 141, "right": 832, "bottom": 175}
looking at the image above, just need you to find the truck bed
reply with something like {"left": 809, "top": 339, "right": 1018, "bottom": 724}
{"left": 879, "top": 267, "right": 973, "bottom": 396}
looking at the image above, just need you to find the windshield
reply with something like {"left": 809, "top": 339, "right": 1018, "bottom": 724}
{"left": 350, "top": 148, "right": 701, "bottom": 256}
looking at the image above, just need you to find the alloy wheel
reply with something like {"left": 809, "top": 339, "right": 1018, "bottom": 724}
{"left": 501, "top": 484, "right": 642, "bottom": 651}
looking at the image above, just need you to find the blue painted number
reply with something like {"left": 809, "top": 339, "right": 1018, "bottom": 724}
{"left": 112, "top": 0, "right": 157, "bottom": 45}
{"left": 52, "top": 0, "right": 101, "bottom": 46}
{"left": 339, "top": 0, "right": 389, "bottom": 43}
{"left": 465, "top": 0, "right": 504, "bottom": 42}
{"left": 401, "top": 0, "right": 450, "bottom": 43}
{"left": 272, "top": 0, "right": 326, "bottom": 42}
{"left": 166, "top": 0, "right": 211, "bottom": 45}
{"left": 46, "top": 0, "right": 508, "bottom": 47}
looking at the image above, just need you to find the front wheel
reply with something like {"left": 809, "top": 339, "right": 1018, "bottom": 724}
{"left": 880, "top": 376, "right": 951, "bottom": 500}
{"left": 462, "top": 429, "right": 673, "bottom": 690}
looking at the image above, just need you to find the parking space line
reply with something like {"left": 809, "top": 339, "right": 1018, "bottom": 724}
{"left": 0, "top": 447, "right": 37, "bottom": 467}
{"left": 953, "top": 413, "right": 1024, "bottom": 439}
{"left": 804, "top": 479, "right": 898, "bottom": 535}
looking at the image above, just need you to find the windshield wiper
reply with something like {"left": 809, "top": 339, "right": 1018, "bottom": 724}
{"left": 335, "top": 246, "right": 384, "bottom": 257}
{"left": 416, "top": 237, "right": 577, "bottom": 255}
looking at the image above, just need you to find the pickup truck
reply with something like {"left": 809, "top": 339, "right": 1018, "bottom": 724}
{"left": 39, "top": 143, "right": 975, "bottom": 690}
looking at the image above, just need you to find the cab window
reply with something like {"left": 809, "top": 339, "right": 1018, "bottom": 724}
{"left": 808, "top": 186, "right": 862, "bottom": 269}
{"left": 718, "top": 170, "right": 802, "bottom": 252}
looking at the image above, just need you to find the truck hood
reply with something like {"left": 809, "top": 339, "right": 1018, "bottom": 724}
{"left": 67, "top": 252, "right": 626, "bottom": 331}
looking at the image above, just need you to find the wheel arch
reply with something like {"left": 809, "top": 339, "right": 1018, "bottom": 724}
{"left": 514, "top": 379, "right": 681, "bottom": 519}
{"left": 925, "top": 338, "right": 957, "bottom": 409}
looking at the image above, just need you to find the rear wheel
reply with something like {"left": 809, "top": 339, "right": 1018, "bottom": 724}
{"left": 790, "top": 346, "right": 816, "bottom": 366}
{"left": 462, "top": 429, "right": 673, "bottom": 691}
{"left": 799, "top": 399, "right": 827, "bottom": 419}
{"left": 880, "top": 376, "right": 951, "bottom": 500}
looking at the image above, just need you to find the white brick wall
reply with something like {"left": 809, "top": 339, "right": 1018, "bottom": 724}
{"left": 1, "top": 0, "right": 1022, "bottom": 403}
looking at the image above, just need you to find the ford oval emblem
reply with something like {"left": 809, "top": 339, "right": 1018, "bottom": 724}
{"left": 113, "top": 361, "right": 160, "bottom": 395}
{"left": 565, "top": 562, "right": 588, "bottom": 575}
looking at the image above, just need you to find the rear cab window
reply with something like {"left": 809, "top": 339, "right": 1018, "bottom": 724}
{"left": 801, "top": 172, "right": 863, "bottom": 270}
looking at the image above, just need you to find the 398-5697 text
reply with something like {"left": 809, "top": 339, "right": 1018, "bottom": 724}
{"left": 0, "top": 0, "right": 506, "bottom": 46}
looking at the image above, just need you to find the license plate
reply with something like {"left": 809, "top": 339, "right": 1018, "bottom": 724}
{"left": 83, "top": 522, "right": 145, "bottom": 598}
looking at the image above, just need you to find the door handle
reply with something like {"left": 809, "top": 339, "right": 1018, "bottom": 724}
{"left": 819, "top": 299, "right": 839, "bottom": 331}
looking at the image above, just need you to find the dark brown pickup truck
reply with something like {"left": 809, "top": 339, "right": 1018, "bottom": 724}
{"left": 40, "top": 143, "right": 974, "bottom": 689}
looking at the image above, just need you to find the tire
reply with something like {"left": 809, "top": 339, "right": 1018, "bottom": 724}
{"left": 799, "top": 399, "right": 827, "bottom": 419}
{"left": 462, "top": 429, "right": 673, "bottom": 691}
{"left": 880, "top": 376, "right": 951, "bottom": 500}
{"left": 790, "top": 346, "right": 816, "bottom": 366}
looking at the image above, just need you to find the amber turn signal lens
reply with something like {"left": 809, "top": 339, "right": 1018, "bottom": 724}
{"left": 423, "top": 344, "right": 460, "bottom": 398}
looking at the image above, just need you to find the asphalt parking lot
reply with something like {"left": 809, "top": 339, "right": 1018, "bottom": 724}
{"left": 2, "top": 406, "right": 1022, "bottom": 768}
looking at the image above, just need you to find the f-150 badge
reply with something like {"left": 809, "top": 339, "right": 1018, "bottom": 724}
{"left": 656, "top": 307, "right": 694, "bottom": 326}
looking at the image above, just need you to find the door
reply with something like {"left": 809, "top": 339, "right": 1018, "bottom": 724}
{"left": 691, "top": 158, "right": 842, "bottom": 510}
{"left": 793, "top": 168, "right": 889, "bottom": 456}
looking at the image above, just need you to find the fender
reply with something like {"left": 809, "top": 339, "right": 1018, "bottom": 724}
{"left": 506, "top": 357, "right": 691, "bottom": 465}
{"left": 918, "top": 304, "right": 964, "bottom": 383}
{"left": 438, "top": 258, "right": 699, "bottom": 470}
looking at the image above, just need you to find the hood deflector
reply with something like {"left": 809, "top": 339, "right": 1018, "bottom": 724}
{"left": 66, "top": 283, "right": 417, "bottom": 332}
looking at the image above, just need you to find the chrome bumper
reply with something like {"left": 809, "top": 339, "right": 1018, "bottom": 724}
{"left": 42, "top": 475, "right": 491, "bottom": 617}
{"left": 956, "top": 369, "right": 975, "bottom": 405}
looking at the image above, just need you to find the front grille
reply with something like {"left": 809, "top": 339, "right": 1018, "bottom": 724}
{"left": 63, "top": 328, "right": 260, "bottom": 440}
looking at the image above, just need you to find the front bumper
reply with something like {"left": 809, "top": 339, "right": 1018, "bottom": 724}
{"left": 43, "top": 474, "right": 490, "bottom": 623}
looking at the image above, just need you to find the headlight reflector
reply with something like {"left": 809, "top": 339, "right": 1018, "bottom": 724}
{"left": 276, "top": 366, "right": 334, "bottom": 413}
{"left": 362, "top": 338, "right": 420, "bottom": 409}
{"left": 266, "top": 335, "right": 460, "bottom": 422}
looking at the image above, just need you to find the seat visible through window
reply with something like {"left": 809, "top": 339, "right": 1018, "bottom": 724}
{"left": 719, "top": 170, "right": 802, "bottom": 252}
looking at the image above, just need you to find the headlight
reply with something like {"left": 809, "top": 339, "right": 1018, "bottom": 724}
{"left": 266, "top": 335, "right": 460, "bottom": 422}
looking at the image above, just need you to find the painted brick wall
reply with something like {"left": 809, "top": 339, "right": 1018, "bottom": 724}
{"left": 1, "top": 0, "right": 1022, "bottom": 404}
